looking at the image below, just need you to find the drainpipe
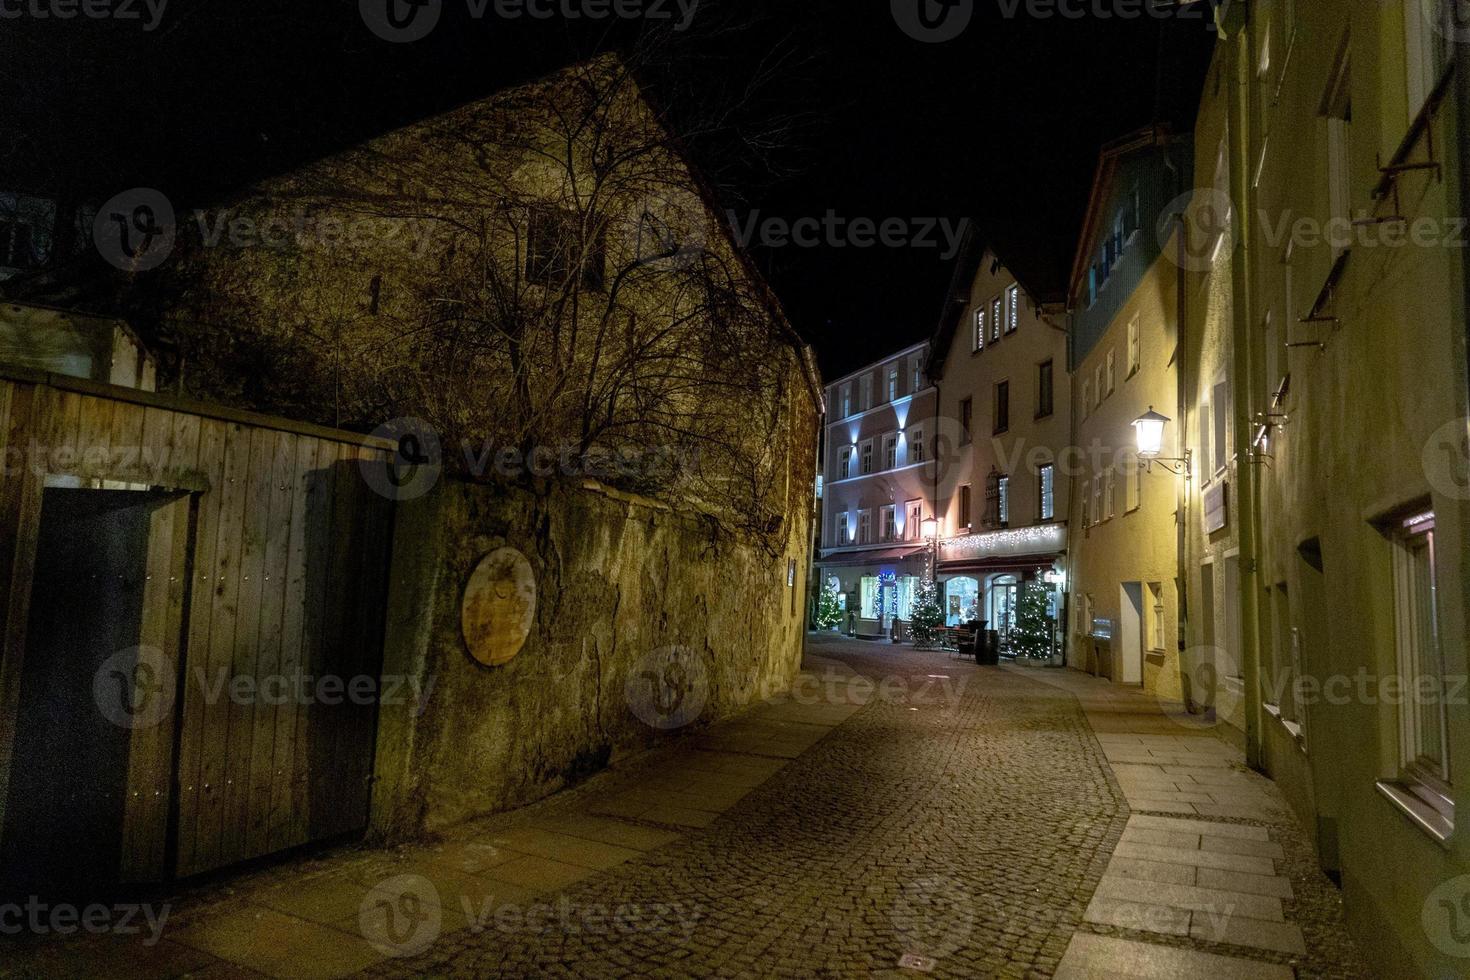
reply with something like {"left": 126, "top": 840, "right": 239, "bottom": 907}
{"left": 1164, "top": 146, "right": 1191, "bottom": 710}
{"left": 1221, "top": 4, "right": 1264, "bottom": 770}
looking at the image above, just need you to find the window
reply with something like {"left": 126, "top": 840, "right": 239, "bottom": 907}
{"left": 906, "top": 499, "right": 923, "bottom": 541}
{"left": 1092, "top": 474, "right": 1104, "bottom": 526}
{"left": 860, "top": 576, "right": 880, "bottom": 620}
{"left": 997, "top": 475, "right": 1010, "bottom": 528}
{"left": 1104, "top": 469, "right": 1116, "bottom": 520}
{"left": 910, "top": 355, "right": 924, "bottom": 392}
{"left": 1125, "top": 453, "right": 1142, "bottom": 513}
{"left": 881, "top": 505, "right": 897, "bottom": 542}
{"left": 908, "top": 425, "right": 925, "bottom": 464}
{"left": 1037, "top": 360, "right": 1054, "bottom": 418}
{"left": 1127, "top": 315, "right": 1141, "bottom": 376}
{"left": 527, "top": 207, "right": 606, "bottom": 290}
{"left": 1392, "top": 509, "right": 1450, "bottom": 788}
{"left": 1147, "top": 582, "right": 1166, "bottom": 651}
{"left": 1093, "top": 365, "right": 1103, "bottom": 407}
{"left": 1038, "top": 463, "right": 1055, "bottom": 521}
{"left": 959, "top": 398, "right": 973, "bottom": 445}
{"left": 994, "top": 381, "right": 1010, "bottom": 434}
{"left": 860, "top": 439, "right": 874, "bottom": 475}
{"left": 840, "top": 383, "right": 852, "bottom": 418}
{"left": 1081, "top": 379, "right": 1091, "bottom": 420}
{"left": 837, "top": 446, "right": 853, "bottom": 481}
{"left": 897, "top": 576, "right": 919, "bottom": 621}
{"left": 1005, "top": 284, "right": 1020, "bottom": 333}
{"left": 1324, "top": 49, "right": 1353, "bottom": 259}
{"left": 990, "top": 297, "right": 1003, "bottom": 342}
{"left": 860, "top": 375, "right": 874, "bottom": 412}
{"left": 1405, "top": 0, "right": 1452, "bottom": 120}
{"left": 887, "top": 366, "right": 899, "bottom": 402}
{"left": 958, "top": 484, "right": 972, "bottom": 530}
{"left": 834, "top": 512, "right": 849, "bottom": 546}
{"left": 883, "top": 434, "right": 898, "bottom": 470}
{"left": 858, "top": 510, "right": 873, "bottom": 544}
{"left": 974, "top": 309, "right": 986, "bottom": 351}
{"left": 1105, "top": 349, "right": 1116, "bottom": 396}
{"left": 1212, "top": 378, "right": 1231, "bottom": 474}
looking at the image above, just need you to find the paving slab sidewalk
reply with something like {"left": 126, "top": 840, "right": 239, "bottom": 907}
{"left": 0, "top": 655, "right": 867, "bottom": 980}
{"left": 1020, "top": 665, "right": 1372, "bottom": 979}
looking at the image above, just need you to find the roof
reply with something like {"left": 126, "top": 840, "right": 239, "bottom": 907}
{"left": 924, "top": 224, "right": 1065, "bottom": 380}
{"left": 1064, "top": 124, "right": 1178, "bottom": 308}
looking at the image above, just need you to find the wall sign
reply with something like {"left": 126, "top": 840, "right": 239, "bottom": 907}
{"left": 461, "top": 547, "right": 537, "bottom": 667}
{"left": 1203, "top": 482, "right": 1229, "bottom": 534}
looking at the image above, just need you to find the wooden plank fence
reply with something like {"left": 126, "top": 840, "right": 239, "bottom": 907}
{"left": 0, "top": 368, "right": 398, "bottom": 885}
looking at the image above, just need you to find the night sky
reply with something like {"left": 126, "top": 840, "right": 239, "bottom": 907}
{"left": 3, "top": 0, "right": 1217, "bottom": 379}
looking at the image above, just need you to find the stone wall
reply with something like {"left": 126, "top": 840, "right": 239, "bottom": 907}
{"left": 369, "top": 473, "right": 811, "bottom": 838}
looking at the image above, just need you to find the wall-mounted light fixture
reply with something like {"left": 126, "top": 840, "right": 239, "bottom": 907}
{"left": 1132, "top": 407, "right": 1191, "bottom": 478}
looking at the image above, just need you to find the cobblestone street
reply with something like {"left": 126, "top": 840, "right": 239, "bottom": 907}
{"left": 4, "top": 635, "right": 1370, "bottom": 978}
{"left": 369, "top": 636, "right": 1127, "bottom": 978}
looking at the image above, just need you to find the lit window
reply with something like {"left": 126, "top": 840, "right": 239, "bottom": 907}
{"left": 906, "top": 500, "right": 922, "bottom": 541}
{"left": 997, "top": 475, "right": 1010, "bottom": 528}
{"left": 860, "top": 576, "right": 880, "bottom": 619}
{"left": 1005, "top": 284, "right": 1020, "bottom": 333}
{"left": 1038, "top": 463, "right": 1055, "bottom": 521}
{"left": 990, "top": 297, "right": 1002, "bottom": 342}
{"left": 974, "top": 309, "right": 986, "bottom": 351}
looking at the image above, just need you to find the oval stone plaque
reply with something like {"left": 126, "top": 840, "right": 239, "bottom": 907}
{"left": 461, "top": 547, "right": 537, "bottom": 667}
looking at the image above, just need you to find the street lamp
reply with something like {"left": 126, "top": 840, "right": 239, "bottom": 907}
{"left": 1132, "top": 407, "right": 1191, "bottom": 477}
{"left": 920, "top": 517, "right": 939, "bottom": 540}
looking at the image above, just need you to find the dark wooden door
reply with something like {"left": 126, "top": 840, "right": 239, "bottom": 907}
{"left": 0, "top": 488, "right": 189, "bottom": 899}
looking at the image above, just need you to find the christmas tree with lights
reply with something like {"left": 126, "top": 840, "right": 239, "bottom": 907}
{"left": 909, "top": 579, "right": 945, "bottom": 648}
{"left": 814, "top": 582, "right": 843, "bottom": 630}
{"left": 1010, "top": 581, "right": 1053, "bottom": 660}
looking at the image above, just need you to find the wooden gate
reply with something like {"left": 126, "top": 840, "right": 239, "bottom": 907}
{"left": 0, "top": 368, "right": 397, "bottom": 887}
